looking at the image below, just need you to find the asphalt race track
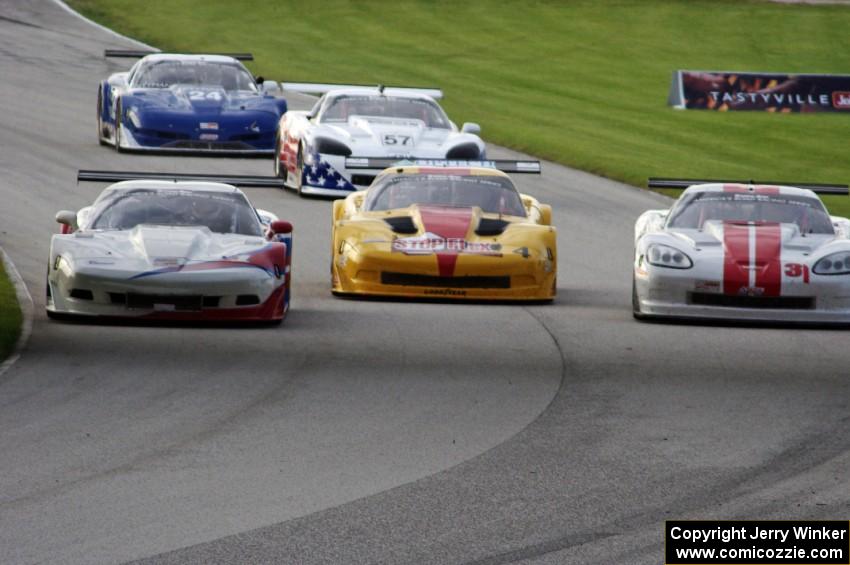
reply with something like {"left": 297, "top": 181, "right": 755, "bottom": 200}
{"left": 1, "top": 3, "right": 848, "bottom": 564}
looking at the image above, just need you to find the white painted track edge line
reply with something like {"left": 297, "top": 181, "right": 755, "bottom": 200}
{"left": 0, "top": 248, "right": 34, "bottom": 379}
{"left": 49, "top": 0, "right": 158, "bottom": 50}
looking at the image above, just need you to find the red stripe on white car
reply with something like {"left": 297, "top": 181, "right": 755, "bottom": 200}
{"left": 418, "top": 206, "right": 474, "bottom": 277}
{"left": 723, "top": 184, "right": 780, "bottom": 195}
{"left": 722, "top": 222, "right": 751, "bottom": 295}
{"left": 722, "top": 222, "right": 784, "bottom": 297}
{"left": 754, "top": 223, "right": 782, "bottom": 297}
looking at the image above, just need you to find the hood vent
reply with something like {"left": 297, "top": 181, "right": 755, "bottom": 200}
{"left": 475, "top": 218, "right": 509, "bottom": 236}
{"left": 384, "top": 216, "right": 418, "bottom": 234}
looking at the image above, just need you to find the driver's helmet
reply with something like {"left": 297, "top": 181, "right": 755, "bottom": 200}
{"left": 355, "top": 99, "right": 386, "bottom": 117}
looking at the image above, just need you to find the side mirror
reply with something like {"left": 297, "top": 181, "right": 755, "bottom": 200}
{"left": 261, "top": 80, "right": 280, "bottom": 95}
{"left": 255, "top": 208, "right": 278, "bottom": 225}
{"left": 255, "top": 75, "right": 265, "bottom": 84}
{"left": 56, "top": 210, "right": 78, "bottom": 233}
{"left": 270, "top": 220, "right": 293, "bottom": 235}
{"left": 461, "top": 122, "right": 481, "bottom": 135}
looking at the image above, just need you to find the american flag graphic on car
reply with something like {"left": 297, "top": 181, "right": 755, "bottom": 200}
{"left": 302, "top": 155, "right": 356, "bottom": 191}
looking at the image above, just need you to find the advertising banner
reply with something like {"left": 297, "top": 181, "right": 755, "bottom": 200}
{"left": 668, "top": 70, "right": 850, "bottom": 112}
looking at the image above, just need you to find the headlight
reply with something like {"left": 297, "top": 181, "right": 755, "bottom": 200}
{"left": 813, "top": 252, "right": 850, "bottom": 275}
{"left": 646, "top": 244, "right": 692, "bottom": 269}
{"left": 446, "top": 142, "right": 481, "bottom": 159}
{"left": 126, "top": 107, "right": 142, "bottom": 128}
{"left": 315, "top": 137, "right": 352, "bottom": 156}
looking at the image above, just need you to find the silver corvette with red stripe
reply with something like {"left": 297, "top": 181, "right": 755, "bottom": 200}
{"left": 48, "top": 175, "right": 294, "bottom": 324}
{"left": 633, "top": 182, "right": 850, "bottom": 323}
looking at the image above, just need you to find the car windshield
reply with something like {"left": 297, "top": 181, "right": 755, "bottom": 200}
{"left": 89, "top": 189, "right": 263, "bottom": 236}
{"left": 132, "top": 61, "right": 257, "bottom": 91}
{"left": 365, "top": 174, "right": 526, "bottom": 216}
{"left": 667, "top": 191, "right": 834, "bottom": 234}
{"left": 320, "top": 95, "right": 450, "bottom": 128}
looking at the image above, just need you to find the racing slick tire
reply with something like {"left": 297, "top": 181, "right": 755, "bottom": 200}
{"left": 273, "top": 134, "right": 284, "bottom": 180}
{"left": 114, "top": 100, "right": 125, "bottom": 153}
{"left": 45, "top": 270, "right": 64, "bottom": 320}
{"left": 96, "top": 88, "right": 109, "bottom": 146}
{"left": 295, "top": 144, "right": 304, "bottom": 196}
{"left": 632, "top": 277, "right": 644, "bottom": 320}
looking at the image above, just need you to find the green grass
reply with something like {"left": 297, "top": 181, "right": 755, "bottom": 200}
{"left": 0, "top": 260, "right": 22, "bottom": 363}
{"left": 70, "top": 0, "right": 850, "bottom": 213}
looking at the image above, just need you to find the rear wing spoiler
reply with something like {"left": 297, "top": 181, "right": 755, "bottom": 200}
{"left": 648, "top": 177, "right": 848, "bottom": 196}
{"left": 77, "top": 170, "right": 283, "bottom": 188}
{"left": 282, "top": 82, "right": 443, "bottom": 100}
{"left": 345, "top": 158, "right": 541, "bottom": 174}
{"left": 104, "top": 49, "right": 254, "bottom": 61}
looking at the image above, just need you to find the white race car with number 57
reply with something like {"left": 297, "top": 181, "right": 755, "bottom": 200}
{"left": 274, "top": 83, "right": 486, "bottom": 197}
{"left": 633, "top": 179, "right": 850, "bottom": 323}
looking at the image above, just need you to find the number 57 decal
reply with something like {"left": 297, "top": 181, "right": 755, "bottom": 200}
{"left": 383, "top": 134, "right": 411, "bottom": 146}
{"left": 784, "top": 263, "right": 810, "bottom": 283}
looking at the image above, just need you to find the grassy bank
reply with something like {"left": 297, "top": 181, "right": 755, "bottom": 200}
{"left": 70, "top": 0, "right": 850, "bottom": 213}
{"left": 0, "top": 259, "right": 22, "bottom": 363}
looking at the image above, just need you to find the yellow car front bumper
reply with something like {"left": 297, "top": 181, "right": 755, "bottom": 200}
{"left": 332, "top": 243, "right": 556, "bottom": 301}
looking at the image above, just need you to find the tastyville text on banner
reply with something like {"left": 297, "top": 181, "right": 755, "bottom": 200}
{"left": 668, "top": 70, "right": 850, "bottom": 112}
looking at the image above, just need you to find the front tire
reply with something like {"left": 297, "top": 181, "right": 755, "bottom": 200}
{"left": 114, "top": 100, "right": 125, "bottom": 152}
{"left": 273, "top": 134, "right": 284, "bottom": 180}
{"left": 632, "top": 277, "right": 643, "bottom": 319}
{"left": 96, "top": 88, "right": 108, "bottom": 146}
{"left": 295, "top": 145, "right": 304, "bottom": 196}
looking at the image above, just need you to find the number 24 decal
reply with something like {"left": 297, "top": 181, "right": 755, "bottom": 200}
{"left": 784, "top": 263, "right": 810, "bottom": 283}
{"left": 188, "top": 90, "right": 222, "bottom": 101}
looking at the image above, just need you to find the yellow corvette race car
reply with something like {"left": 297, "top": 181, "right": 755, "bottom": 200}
{"left": 331, "top": 160, "right": 556, "bottom": 300}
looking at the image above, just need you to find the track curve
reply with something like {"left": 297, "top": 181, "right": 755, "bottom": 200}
{"left": 0, "top": 2, "right": 848, "bottom": 565}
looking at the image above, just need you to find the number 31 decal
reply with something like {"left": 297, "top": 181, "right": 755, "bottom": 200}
{"left": 784, "top": 263, "right": 810, "bottom": 283}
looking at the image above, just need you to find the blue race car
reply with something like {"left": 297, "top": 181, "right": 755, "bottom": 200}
{"left": 97, "top": 52, "right": 287, "bottom": 154}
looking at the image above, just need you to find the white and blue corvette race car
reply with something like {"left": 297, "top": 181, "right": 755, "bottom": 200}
{"left": 274, "top": 84, "right": 486, "bottom": 197}
{"left": 97, "top": 51, "right": 286, "bottom": 154}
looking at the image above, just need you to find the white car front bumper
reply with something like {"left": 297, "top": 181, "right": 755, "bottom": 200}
{"left": 634, "top": 266, "right": 850, "bottom": 324}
